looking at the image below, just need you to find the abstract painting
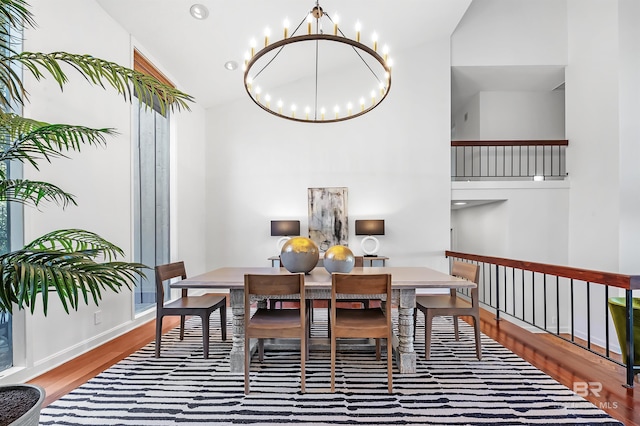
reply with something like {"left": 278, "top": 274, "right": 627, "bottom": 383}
{"left": 307, "top": 187, "right": 348, "bottom": 251}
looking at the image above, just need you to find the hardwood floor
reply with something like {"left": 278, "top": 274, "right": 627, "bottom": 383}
{"left": 28, "top": 307, "right": 639, "bottom": 425}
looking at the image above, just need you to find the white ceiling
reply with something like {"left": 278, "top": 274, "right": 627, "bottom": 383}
{"left": 95, "top": 0, "right": 472, "bottom": 110}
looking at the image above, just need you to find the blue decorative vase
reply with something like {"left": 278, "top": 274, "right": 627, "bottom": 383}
{"left": 324, "top": 245, "right": 355, "bottom": 274}
{"left": 280, "top": 236, "right": 320, "bottom": 274}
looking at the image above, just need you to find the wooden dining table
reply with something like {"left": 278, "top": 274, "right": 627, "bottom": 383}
{"left": 173, "top": 266, "right": 472, "bottom": 374}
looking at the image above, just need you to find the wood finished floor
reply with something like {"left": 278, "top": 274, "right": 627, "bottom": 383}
{"left": 28, "top": 305, "right": 639, "bottom": 426}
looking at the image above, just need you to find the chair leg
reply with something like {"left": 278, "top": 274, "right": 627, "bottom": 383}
{"left": 244, "top": 330, "right": 250, "bottom": 394}
{"left": 425, "top": 312, "right": 434, "bottom": 360}
{"left": 375, "top": 338, "right": 381, "bottom": 360}
{"left": 180, "top": 315, "right": 186, "bottom": 340}
{"left": 473, "top": 314, "right": 482, "bottom": 360}
{"left": 258, "top": 339, "right": 264, "bottom": 362}
{"left": 301, "top": 325, "right": 306, "bottom": 393}
{"left": 220, "top": 304, "right": 227, "bottom": 341}
{"left": 327, "top": 301, "right": 331, "bottom": 338}
{"left": 387, "top": 336, "right": 393, "bottom": 394}
{"left": 155, "top": 316, "right": 163, "bottom": 358}
{"left": 453, "top": 315, "right": 460, "bottom": 341}
{"left": 202, "top": 314, "right": 211, "bottom": 359}
{"left": 330, "top": 327, "right": 336, "bottom": 392}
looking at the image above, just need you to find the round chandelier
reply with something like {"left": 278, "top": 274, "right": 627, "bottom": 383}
{"left": 243, "top": 1, "right": 393, "bottom": 123}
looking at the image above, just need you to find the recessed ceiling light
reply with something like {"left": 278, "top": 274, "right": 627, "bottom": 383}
{"left": 189, "top": 4, "right": 209, "bottom": 20}
{"left": 224, "top": 61, "right": 238, "bottom": 71}
{"left": 453, "top": 202, "right": 467, "bottom": 206}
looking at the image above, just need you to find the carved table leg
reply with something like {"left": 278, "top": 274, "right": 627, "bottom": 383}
{"left": 395, "top": 288, "right": 416, "bottom": 374}
{"left": 229, "top": 288, "right": 246, "bottom": 373}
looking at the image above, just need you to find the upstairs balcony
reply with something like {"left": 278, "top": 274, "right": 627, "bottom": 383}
{"left": 451, "top": 140, "right": 568, "bottom": 181}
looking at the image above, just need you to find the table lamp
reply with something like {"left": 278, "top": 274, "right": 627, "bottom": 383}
{"left": 355, "top": 219, "right": 385, "bottom": 256}
{"left": 270, "top": 220, "right": 301, "bottom": 251}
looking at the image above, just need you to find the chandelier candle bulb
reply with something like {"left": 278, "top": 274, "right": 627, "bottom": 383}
{"left": 291, "top": 104, "right": 296, "bottom": 118}
{"left": 246, "top": 76, "right": 252, "bottom": 93}
{"left": 305, "top": 106, "right": 310, "bottom": 120}
{"left": 355, "top": 21, "right": 361, "bottom": 42}
{"left": 360, "top": 97, "right": 365, "bottom": 111}
{"left": 255, "top": 86, "right": 262, "bottom": 102}
{"left": 383, "top": 45, "right": 389, "bottom": 62}
{"left": 283, "top": 18, "right": 289, "bottom": 38}
{"left": 265, "top": 94, "right": 271, "bottom": 109}
{"left": 307, "top": 14, "right": 313, "bottom": 34}
{"left": 264, "top": 28, "right": 270, "bottom": 47}
{"left": 321, "top": 107, "right": 326, "bottom": 120}
{"left": 334, "top": 105, "right": 340, "bottom": 119}
{"left": 372, "top": 32, "right": 378, "bottom": 51}
{"left": 347, "top": 102, "right": 353, "bottom": 116}
{"left": 333, "top": 14, "right": 339, "bottom": 35}
{"left": 371, "top": 90, "right": 376, "bottom": 105}
{"left": 277, "top": 99, "right": 283, "bottom": 114}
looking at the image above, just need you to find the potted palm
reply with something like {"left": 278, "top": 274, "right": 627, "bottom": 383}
{"left": 0, "top": 0, "right": 192, "bottom": 424}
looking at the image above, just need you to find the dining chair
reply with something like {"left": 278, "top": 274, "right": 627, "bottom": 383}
{"left": 244, "top": 273, "right": 308, "bottom": 394}
{"left": 330, "top": 273, "right": 393, "bottom": 393}
{"left": 154, "top": 261, "right": 227, "bottom": 358}
{"left": 415, "top": 261, "right": 481, "bottom": 360}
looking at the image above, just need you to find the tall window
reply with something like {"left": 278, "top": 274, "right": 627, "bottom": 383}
{"left": 0, "top": 18, "right": 23, "bottom": 372}
{"left": 133, "top": 51, "right": 171, "bottom": 313}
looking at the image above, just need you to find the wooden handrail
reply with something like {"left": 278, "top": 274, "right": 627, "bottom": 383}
{"left": 451, "top": 140, "right": 568, "bottom": 147}
{"left": 445, "top": 250, "right": 640, "bottom": 290}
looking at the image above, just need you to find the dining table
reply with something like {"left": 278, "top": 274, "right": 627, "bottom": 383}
{"left": 173, "top": 266, "right": 472, "bottom": 374}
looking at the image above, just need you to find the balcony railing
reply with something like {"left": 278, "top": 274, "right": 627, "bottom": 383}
{"left": 451, "top": 140, "right": 568, "bottom": 180}
{"left": 445, "top": 250, "right": 640, "bottom": 387}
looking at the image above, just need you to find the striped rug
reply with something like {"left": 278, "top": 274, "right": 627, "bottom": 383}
{"left": 39, "top": 311, "right": 622, "bottom": 425}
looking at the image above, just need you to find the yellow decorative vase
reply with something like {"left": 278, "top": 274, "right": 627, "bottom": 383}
{"left": 324, "top": 245, "right": 355, "bottom": 274}
{"left": 280, "top": 237, "right": 320, "bottom": 274}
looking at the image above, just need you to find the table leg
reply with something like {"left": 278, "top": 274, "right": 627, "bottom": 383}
{"left": 394, "top": 288, "right": 416, "bottom": 374}
{"left": 229, "top": 289, "right": 246, "bottom": 373}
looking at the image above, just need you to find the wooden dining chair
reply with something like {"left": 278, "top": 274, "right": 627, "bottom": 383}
{"left": 155, "top": 261, "right": 227, "bottom": 358}
{"left": 330, "top": 273, "right": 393, "bottom": 393}
{"left": 415, "top": 261, "right": 481, "bottom": 360}
{"left": 244, "top": 273, "right": 308, "bottom": 394}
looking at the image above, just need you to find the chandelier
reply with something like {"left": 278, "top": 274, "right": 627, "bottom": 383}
{"left": 243, "top": 1, "right": 393, "bottom": 123}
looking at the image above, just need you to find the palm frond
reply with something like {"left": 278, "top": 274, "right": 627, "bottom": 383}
{"left": 0, "top": 179, "right": 76, "bottom": 207}
{"left": 25, "top": 229, "right": 124, "bottom": 260}
{"left": 11, "top": 52, "right": 194, "bottom": 113}
{"left": 0, "top": 245, "right": 146, "bottom": 314}
{"left": 0, "top": 0, "right": 36, "bottom": 30}
{"left": 0, "top": 113, "right": 116, "bottom": 168}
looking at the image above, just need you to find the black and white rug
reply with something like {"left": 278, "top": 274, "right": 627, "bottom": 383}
{"left": 39, "top": 311, "right": 622, "bottom": 425}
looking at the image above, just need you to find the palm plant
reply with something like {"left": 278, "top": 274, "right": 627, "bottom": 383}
{"left": 0, "top": 0, "right": 193, "bottom": 315}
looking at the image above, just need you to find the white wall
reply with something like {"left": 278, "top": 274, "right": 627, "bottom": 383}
{"left": 452, "top": 93, "right": 480, "bottom": 140}
{"left": 2, "top": 0, "right": 208, "bottom": 383}
{"left": 479, "top": 91, "right": 565, "bottom": 139}
{"left": 452, "top": 182, "right": 569, "bottom": 263}
{"left": 451, "top": 0, "right": 567, "bottom": 67}
{"left": 206, "top": 38, "right": 455, "bottom": 272}
{"left": 566, "top": 0, "right": 620, "bottom": 272}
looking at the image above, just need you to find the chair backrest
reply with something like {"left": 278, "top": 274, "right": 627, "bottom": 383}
{"left": 244, "top": 273, "right": 305, "bottom": 316}
{"left": 451, "top": 261, "right": 480, "bottom": 284}
{"left": 331, "top": 273, "right": 392, "bottom": 313}
{"left": 354, "top": 256, "right": 364, "bottom": 267}
{"left": 155, "top": 261, "right": 187, "bottom": 309}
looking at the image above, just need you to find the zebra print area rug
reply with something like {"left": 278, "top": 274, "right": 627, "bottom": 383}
{"left": 39, "top": 312, "right": 622, "bottom": 425}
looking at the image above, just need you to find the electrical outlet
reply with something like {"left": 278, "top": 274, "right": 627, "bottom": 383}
{"left": 94, "top": 310, "right": 102, "bottom": 325}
